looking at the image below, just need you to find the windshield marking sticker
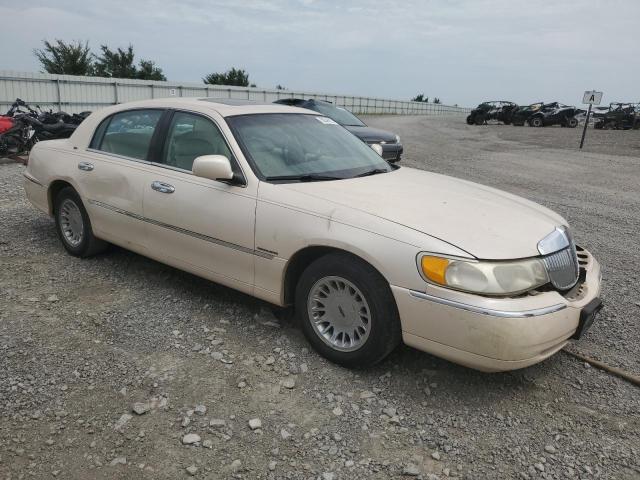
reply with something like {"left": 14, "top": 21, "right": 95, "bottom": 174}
{"left": 316, "top": 116, "right": 338, "bottom": 125}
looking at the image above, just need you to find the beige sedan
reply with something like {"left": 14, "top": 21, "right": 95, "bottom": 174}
{"left": 23, "top": 98, "right": 602, "bottom": 371}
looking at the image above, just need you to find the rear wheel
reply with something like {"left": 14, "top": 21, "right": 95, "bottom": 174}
{"left": 466, "top": 115, "right": 474, "bottom": 125}
{"left": 54, "top": 187, "right": 108, "bottom": 257}
{"left": 474, "top": 114, "right": 485, "bottom": 125}
{"left": 295, "top": 253, "right": 401, "bottom": 368}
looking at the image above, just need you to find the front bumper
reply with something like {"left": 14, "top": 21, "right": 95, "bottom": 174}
{"left": 380, "top": 143, "right": 403, "bottom": 162}
{"left": 392, "top": 247, "right": 602, "bottom": 372}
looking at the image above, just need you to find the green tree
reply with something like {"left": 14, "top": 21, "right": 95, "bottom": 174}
{"left": 94, "top": 45, "right": 137, "bottom": 78}
{"left": 276, "top": 84, "right": 286, "bottom": 90}
{"left": 203, "top": 68, "right": 250, "bottom": 87}
{"left": 34, "top": 39, "right": 94, "bottom": 75}
{"left": 434, "top": 97, "right": 441, "bottom": 104}
{"left": 411, "top": 94, "right": 429, "bottom": 103}
{"left": 137, "top": 59, "right": 166, "bottom": 81}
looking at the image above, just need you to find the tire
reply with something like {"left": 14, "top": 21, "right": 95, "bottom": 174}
{"left": 295, "top": 252, "right": 401, "bottom": 368}
{"left": 566, "top": 117, "right": 578, "bottom": 128}
{"left": 466, "top": 115, "right": 474, "bottom": 125}
{"left": 603, "top": 121, "right": 615, "bottom": 130}
{"left": 54, "top": 187, "right": 108, "bottom": 257}
{"left": 474, "top": 114, "right": 485, "bottom": 126}
{"left": 530, "top": 116, "right": 544, "bottom": 127}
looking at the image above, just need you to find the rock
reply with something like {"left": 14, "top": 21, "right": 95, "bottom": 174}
{"left": 383, "top": 407, "right": 397, "bottom": 417}
{"left": 322, "top": 473, "right": 335, "bottom": 480}
{"left": 534, "top": 463, "right": 545, "bottom": 472}
{"left": 300, "top": 363, "right": 309, "bottom": 373}
{"left": 202, "top": 439, "right": 213, "bottom": 449}
{"left": 268, "top": 460, "right": 277, "bottom": 471}
{"left": 544, "top": 445, "right": 557, "bottom": 454}
{"left": 345, "top": 460, "right": 354, "bottom": 467}
{"left": 195, "top": 404, "right": 207, "bottom": 415}
{"left": 264, "top": 356, "right": 275, "bottom": 365}
{"left": 282, "top": 377, "right": 296, "bottom": 389}
{"left": 280, "top": 428, "right": 291, "bottom": 440}
{"left": 230, "top": 459, "right": 242, "bottom": 472}
{"left": 248, "top": 418, "right": 262, "bottom": 430}
{"left": 182, "top": 433, "right": 201, "bottom": 445}
{"left": 181, "top": 416, "right": 191, "bottom": 427}
{"left": 186, "top": 465, "right": 198, "bottom": 476}
{"left": 45, "top": 439, "right": 55, "bottom": 446}
{"left": 114, "top": 414, "right": 132, "bottom": 431}
{"left": 109, "top": 456, "right": 127, "bottom": 466}
{"left": 210, "top": 418, "right": 226, "bottom": 428}
{"left": 403, "top": 463, "right": 420, "bottom": 476}
{"left": 332, "top": 406, "right": 343, "bottom": 416}
{"left": 360, "top": 390, "right": 375, "bottom": 399}
{"left": 132, "top": 402, "right": 150, "bottom": 415}
{"left": 431, "top": 451, "right": 441, "bottom": 460}
{"left": 47, "top": 295, "right": 59, "bottom": 302}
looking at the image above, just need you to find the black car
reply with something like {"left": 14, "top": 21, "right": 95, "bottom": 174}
{"left": 527, "top": 102, "right": 584, "bottom": 128}
{"left": 511, "top": 102, "right": 544, "bottom": 126}
{"left": 273, "top": 98, "right": 403, "bottom": 162}
{"left": 593, "top": 103, "right": 640, "bottom": 130}
{"left": 466, "top": 101, "right": 518, "bottom": 125}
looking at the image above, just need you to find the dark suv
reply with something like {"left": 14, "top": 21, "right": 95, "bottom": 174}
{"left": 593, "top": 103, "right": 640, "bottom": 130}
{"left": 273, "top": 98, "right": 403, "bottom": 162}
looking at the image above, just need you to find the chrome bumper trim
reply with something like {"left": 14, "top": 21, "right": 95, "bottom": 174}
{"left": 408, "top": 290, "right": 566, "bottom": 318}
{"left": 23, "top": 173, "right": 43, "bottom": 187}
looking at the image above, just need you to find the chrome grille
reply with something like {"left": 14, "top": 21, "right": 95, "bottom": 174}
{"left": 543, "top": 246, "right": 579, "bottom": 290}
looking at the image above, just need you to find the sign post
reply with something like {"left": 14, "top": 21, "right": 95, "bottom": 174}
{"left": 580, "top": 90, "right": 603, "bottom": 149}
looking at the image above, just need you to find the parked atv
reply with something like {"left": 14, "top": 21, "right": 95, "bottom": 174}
{"left": 466, "top": 101, "right": 518, "bottom": 125}
{"left": 511, "top": 102, "right": 544, "bottom": 126}
{"left": 527, "top": 102, "right": 584, "bottom": 128}
{"left": 593, "top": 103, "right": 640, "bottom": 130}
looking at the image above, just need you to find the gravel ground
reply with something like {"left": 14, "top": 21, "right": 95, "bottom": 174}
{"left": 1, "top": 117, "right": 639, "bottom": 479}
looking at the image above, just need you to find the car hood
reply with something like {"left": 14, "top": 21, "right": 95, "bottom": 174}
{"left": 281, "top": 167, "right": 566, "bottom": 260}
{"left": 344, "top": 125, "right": 398, "bottom": 143}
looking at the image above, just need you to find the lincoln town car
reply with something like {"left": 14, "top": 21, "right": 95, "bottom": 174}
{"left": 23, "top": 98, "right": 603, "bottom": 371}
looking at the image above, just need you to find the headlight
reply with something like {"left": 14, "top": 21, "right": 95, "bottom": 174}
{"left": 419, "top": 254, "right": 549, "bottom": 295}
{"left": 395, "top": 134, "right": 401, "bottom": 144}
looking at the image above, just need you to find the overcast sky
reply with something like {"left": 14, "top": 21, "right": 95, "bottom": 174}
{"left": 1, "top": 0, "right": 638, "bottom": 107}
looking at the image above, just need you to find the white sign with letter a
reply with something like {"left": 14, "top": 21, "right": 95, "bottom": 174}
{"left": 582, "top": 91, "right": 603, "bottom": 105}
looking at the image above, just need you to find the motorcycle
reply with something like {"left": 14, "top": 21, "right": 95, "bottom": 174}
{"left": 0, "top": 98, "right": 91, "bottom": 156}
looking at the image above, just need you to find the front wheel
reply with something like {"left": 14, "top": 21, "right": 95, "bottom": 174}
{"left": 530, "top": 116, "right": 544, "bottom": 127}
{"left": 54, "top": 187, "right": 108, "bottom": 257}
{"left": 295, "top": 253, "right": 401, "bottom": 368}
{"left": 566, "top": 117, "right": 578, "bottom": 128}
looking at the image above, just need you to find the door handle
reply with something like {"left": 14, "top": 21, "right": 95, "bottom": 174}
{"left": 151, "top": 181, "right": 175, "bottom": 194}
{"left": 78, "top": 162, "right": 94, "bottom": 171}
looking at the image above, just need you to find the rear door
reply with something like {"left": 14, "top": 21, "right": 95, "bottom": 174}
{"left": 81, "top": 108, "right": 165, "bottom": 250}
{"left": 141, "top": 110, "right": 257, "bottom": 291}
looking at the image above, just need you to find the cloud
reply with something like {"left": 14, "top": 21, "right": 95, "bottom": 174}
{"left": 1, "top": 0, "right": 638, "bottom": 106}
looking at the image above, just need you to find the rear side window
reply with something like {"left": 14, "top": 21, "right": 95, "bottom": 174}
{"left": 92, "top": 109, "right": 163, "bottom": 160}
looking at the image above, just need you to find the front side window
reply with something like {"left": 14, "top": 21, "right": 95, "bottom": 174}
{"left": 95, "top": 109, "right": 163, "bottom": 160}
{"left": 161, "top": 111, "right": 233, "bottom": 171}
{"left": 227, "top": 113, "right": 391, "bottom": 181}
{"left": 309, "top": 102, "right": 366, "bottom": 127}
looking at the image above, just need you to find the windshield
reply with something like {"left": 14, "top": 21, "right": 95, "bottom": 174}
{"left": 307, "top": 102, "right": 366, "bottom": 127}
{"left": 227, "top": 113, "right": 391, "bottom": 181}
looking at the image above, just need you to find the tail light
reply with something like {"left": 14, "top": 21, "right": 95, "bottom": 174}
{"left": 0, "top": 116, "right": 15, "bottom": 134}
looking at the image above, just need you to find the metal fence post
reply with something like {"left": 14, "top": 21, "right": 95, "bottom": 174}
{"left": 56, "top": 79, "right": 62, "bottom": 110}
{"left": 113, "top": 81, "right": 119, "bottom": 104}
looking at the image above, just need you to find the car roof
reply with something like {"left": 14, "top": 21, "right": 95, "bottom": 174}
{"left": 99, "top": 97, "right": 315, "bottom": 118}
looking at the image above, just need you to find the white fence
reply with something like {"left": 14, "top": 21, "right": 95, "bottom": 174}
{"left": 0, "top": 70, "right": 469, "bottom": 116}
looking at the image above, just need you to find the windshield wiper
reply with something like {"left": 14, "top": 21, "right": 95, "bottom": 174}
{"left": 353, "top": 168, "right": 389, "bottom": 178}
{"left": 265, "top": 174, "right": 343, "bottom": 182}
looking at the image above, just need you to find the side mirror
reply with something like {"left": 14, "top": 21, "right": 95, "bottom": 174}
{"left": 370, "top": 143, "right": 384, "bottom": 156}
{"left": 193, "top": 155, "right": 234, "bottom": 182}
